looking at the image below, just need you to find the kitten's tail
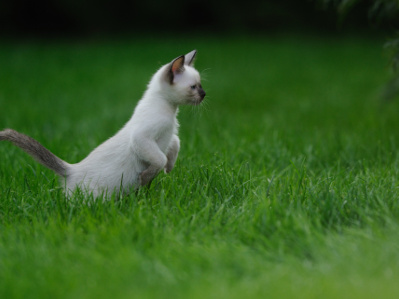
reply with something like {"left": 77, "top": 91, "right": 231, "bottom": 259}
{"left": 0, "top": 129, "right": 68, "bottom": 177}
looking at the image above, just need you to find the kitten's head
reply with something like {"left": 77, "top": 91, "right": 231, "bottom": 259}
{"left": 162, "top": 50, "right": 206, "bottom": 106}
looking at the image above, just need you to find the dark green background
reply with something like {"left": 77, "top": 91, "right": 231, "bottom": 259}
{"left": 0, "top": 0, "right": 381, "bottom": 36}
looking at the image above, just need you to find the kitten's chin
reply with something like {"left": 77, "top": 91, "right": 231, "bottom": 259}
{"left": 191, "top": 98, "right": 204, "bottom": 105}
{"left": 192, "top": 95, "right": 206, "bottom": 105}
{"left": 182, "top": 96, "right": 204, "bottom": 106}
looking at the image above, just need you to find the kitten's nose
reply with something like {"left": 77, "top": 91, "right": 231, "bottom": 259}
{"left": 199, "top": 88, "right": 206, "bottom": 99}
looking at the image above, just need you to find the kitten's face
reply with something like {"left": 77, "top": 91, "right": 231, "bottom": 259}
{"left": 164, "top": 50, "right": 206, "bottom": 106}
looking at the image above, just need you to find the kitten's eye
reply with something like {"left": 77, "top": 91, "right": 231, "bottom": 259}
{"left": 190, "top": 85, "right": 196, "bottom": 90}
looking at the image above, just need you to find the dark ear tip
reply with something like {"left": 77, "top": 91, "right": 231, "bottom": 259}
{"left": 185, "top": 50, "right": 197, "bottom": 66}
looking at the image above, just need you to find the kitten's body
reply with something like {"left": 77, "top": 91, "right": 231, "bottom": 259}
{"left": 0, "top": 50, "right": 205, "bottom": 197}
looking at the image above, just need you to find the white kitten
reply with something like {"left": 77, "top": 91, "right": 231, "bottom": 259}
{"left": 0, "top": 50, "right": 206, "bottom": 197}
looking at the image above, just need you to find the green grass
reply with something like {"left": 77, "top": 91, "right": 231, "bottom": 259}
{"left": 1, "top": 34, "right": 399, "bottom": 298}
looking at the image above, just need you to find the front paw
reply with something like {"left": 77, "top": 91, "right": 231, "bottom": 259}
{"left": 164, "top": 162, "right": 174, "bottom": 174}
{"left": 139, "top": 171, "right": 151, "bottom": 186}
{"left": 139, "top": 166, "right": 159, "bottom": 186}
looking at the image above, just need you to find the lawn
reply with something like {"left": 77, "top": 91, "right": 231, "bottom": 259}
{"left": 0, "top": 34, "right": 399, "bottom": 298}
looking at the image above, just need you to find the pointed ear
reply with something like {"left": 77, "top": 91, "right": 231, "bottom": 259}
{"left": 185, "top": 50, "right": 197, "bottom": 66}
{"left": 167, "top": 55, "right": 185, "bottom": 84}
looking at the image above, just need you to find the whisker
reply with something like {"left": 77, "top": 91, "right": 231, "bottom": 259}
{"left": 200, "top": 68, "right": 212, "bottom": 82}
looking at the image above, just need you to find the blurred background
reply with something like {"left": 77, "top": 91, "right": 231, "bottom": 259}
{"left": 0, "top": 0, "right": 398, "bottom": 37}
{"left": 2, "top": 0, "right": 398, "bottom": 102}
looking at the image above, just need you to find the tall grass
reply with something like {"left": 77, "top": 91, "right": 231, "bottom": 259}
{"left": 0, "top": 35, "right": 399, "bottom": 298}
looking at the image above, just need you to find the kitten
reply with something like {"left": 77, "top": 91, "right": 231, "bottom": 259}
{"left": 0, "top": 50, "right": 206, "bottom": 197}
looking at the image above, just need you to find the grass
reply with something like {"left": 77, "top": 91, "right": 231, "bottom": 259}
{"left": 1, "top": 34, "right": 399, "bottom": 298}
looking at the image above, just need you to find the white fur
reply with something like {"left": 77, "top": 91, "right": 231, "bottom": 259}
{"left": 63, "top": 50, "right": 204, "bottom": 197}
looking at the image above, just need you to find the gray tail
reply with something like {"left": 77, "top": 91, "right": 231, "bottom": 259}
{"left": 0, "top": 129, "right": 68, "bottom": 177}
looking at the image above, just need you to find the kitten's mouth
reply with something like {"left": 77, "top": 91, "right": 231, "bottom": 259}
{"left": 193, "top": 96, "right": 205, "bottom": 105}
{"left": 194, "top": 89, "right": 206, "bottom": 105}
{"left": 199, "top": 88, "right": 206, "bottom": 99}
{"left": 189, "top": 89, "right": 206, "bottom": 105}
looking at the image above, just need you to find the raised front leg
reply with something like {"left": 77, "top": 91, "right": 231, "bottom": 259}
{"left": 140, "top": 164, "right": 163, "bottom": 186}
{"left": 133, "top": 138, "right": 167, "bottom": 187}
{"left": 165, "top": 135, "right": 180, "bottom": 174}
